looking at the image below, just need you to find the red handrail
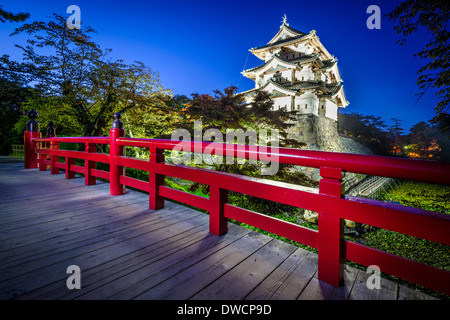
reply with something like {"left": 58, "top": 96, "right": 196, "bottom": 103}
{"left": 115, "top": 137, "right": 450, "bottom": 185}
{"left": 25, "top": 127, "right": 450, "bottom": 296}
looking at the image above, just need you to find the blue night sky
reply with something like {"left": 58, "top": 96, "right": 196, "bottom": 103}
{"left": 0, "top": 0, "right": 440, "bottom": 131}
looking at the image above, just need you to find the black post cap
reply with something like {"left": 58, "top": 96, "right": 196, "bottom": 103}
{"left": 26, "top": 109, "right": 39, "bottom": 132}
{"left": 111, "top": 112, "right": 124, "bottom": 129}
{"left": 47, "top": 121, "right": 55, "bottom": 136}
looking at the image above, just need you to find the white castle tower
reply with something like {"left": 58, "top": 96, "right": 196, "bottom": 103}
{"left": 240, "top": 15, "right": 349, "bottom": 122}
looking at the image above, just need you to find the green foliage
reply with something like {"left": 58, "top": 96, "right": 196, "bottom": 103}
{"left": 379, "top": 181, "right": 450, "bottom": 214}
{"left": 362, "top": 229, "right": 450, "bottom": 271}
{"left": 2, "top": 13, "right": 171, "bottom": 137}
{"left": 14, "top": 95, "right": 82, "bottom": 137}
{"left": 361, "top": 181, "right": 450, "bottom": 273}
{"left": 0, "top": 77, "right": 33, "bottom": 154}
{"left": 228, "top": 192, "right": 302, "bottom": 217}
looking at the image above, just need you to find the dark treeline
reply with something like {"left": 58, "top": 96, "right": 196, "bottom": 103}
{"left": 338, "top": 111, "right": 450, "bottom": 162}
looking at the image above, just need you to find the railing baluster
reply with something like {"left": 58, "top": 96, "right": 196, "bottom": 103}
{"left": 65, "top": 156, "right": 75, "bottom": 179}
{"left": 109, "top": 113, "right": 126, "bottom": 195}
{"left": 38, "top": 139, "right": 46, "bottom": 171}
{"left": 209, "top": 185, "right": 228, "bottom": 236}
{"left": 149, "top": 147, "right": 165, "bottom": 210}
{"left": 24, "top": 109, "right": 41, "bottom": 169}
{"left": 85, "top": 142, "right": 97, "bottom": 185}
{"left": 318, "top": 166, "right": 345, "bottom": 287}
{"left": 50, "top": 141, "right": 60, "bottom": 174}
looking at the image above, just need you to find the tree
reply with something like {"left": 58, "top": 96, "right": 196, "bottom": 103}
{"left": 0, "top": 77, "right": 33, "bottom": 154}
{"left": 0, "top": 5, "right": 29, "bottom": 23}
{"left": 1, "top": 14, "right": 171, "bottom": 137}
{"left": 387, "top": 0, "right": 450, "bottom": 115}
{"left": 123, "top": 94, "right": 187, "bottom": 141}
{"left": 182, "top": 86, "right": 301, "bottom": 148}
{"left": 338, "top": 112, "right": 391, "bottom": 155}
{"left": 404, "top": 120, "right": 441, "bottom": 159}
{"left": 431, "top": 112, "right": 450, "bottom": 161}
{"left": 389, "top": 118, "right": 405, "bottom": 156}
{"left": 178, "top": 86, "right": 314, "bottom": 188}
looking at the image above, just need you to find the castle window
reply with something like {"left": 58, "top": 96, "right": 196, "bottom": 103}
{"left": 305, "top": 104, "right": 308, "bottom": 109}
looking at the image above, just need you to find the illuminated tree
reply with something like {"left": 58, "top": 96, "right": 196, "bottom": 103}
{"left": 1, "top": 14, "right": 171, "bottom": 137}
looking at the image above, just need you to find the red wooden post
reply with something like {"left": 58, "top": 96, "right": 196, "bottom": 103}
{"left": 39, "top": 121, "right": 56, "bottom": 172}
{"left": 24, "top": 109, "right": 41, "bottom": 169}
{"left": 209, "top": 185, "right": 228, "bottom": 235}
{"left": 149, "top": 147, "right": 165, "bottom": 210}
{"left": 65, "top": 157, "right": 75, "bottom": 179}
{"left": 50, "top": 140, "right": 60, "bottom": 174}
{"left": 110, "top": 113, "right": 126, "bottom": 196}
{"left": 85, "top": 142, "right": 97, "bottom": 185}
{"left": 318, "top": 166, "right": 345, "bottom": 287}
{"left": 38, "top": 146, "right": 47, "bottom": 171}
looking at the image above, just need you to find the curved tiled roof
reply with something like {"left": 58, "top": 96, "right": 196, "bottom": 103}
{"left": 243, "top": 78, "right": 343, "bottom": 98}
{"left": 251, "top": 32, "right": 311, "bottom": 52}
{"left": 242, "top": 53, "right": 320, "bottom": 75}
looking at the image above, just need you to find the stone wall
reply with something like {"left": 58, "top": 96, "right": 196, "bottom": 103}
{"left": 287, "top": 113, "right": 372, "bottom": 186}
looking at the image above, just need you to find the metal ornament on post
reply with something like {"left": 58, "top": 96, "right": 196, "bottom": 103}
{"left": 26, "top": 109, "right": 39, "bottom": 132}
{"left": 46, "top": 121, "right": 56, "bottom": 138}
{"left": 109, "top": 113, "right": 126, "bottom": 195}
{"left": 24, "top": 109, "right": 42, "bottom": 169}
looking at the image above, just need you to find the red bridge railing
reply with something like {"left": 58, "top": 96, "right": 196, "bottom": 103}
{"left": 23, "top": 112, "right": 450, "bottom": 296}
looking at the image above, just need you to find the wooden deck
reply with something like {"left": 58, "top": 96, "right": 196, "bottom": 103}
{"left": 0, "top": 162, "right": 438, "bottom": 300}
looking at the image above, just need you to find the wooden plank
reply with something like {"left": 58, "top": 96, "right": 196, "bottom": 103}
{"left": 0, "top": 189, "right": 142, "bottom": 224}
{"left": 21, "top": 218, "right": 211, "bottom": 300}
{"left": 73, "top": 224, "right": 253, "bottom": 300}
{"left": 0, "top": 200, "right": 187, "bottom": 268}
{"left": 348, "top": 267, "right": 398, "bottom": 300}
{"left": 132, "top": 231, "right": 275, "bottom": 300}
{"left": 398, "top": 285, "right": 439, "bottom": 300}
{"left": 0, "top": 193, "right": 151, "bottom": 246}
{"left": 297, "top": 265, "right": 359, "bottom": 300}
{"left": 0, "top": 204, "right": 200, "bottom": 283}
{"left": 245, "top": 248, "right": 317, "bottom": 300}
{"left": 0, "top": 206, "right": 206, "bottom": 299}
{"left": 189, "top": 240, "right": 298, "bottom": 300}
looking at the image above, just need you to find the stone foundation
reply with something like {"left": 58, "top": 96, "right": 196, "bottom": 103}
{"left": 287, "top": 113, "right": 372, "bottom": 187}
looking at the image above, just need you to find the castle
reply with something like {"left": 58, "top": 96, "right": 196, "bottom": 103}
{"left": 239, "top": 16, "right": 356, "bottom": 152}
{"left": 239, "top": 16, "right": 370, "bottom": 182}
{"left": 240, "top": 15, "right": 349, "bottom": 124}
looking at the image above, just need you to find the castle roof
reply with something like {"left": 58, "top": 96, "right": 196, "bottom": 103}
{"left": 242, "top": 53, "right": 317, "bottom": 75}
{"left": 238, "top": 15, "right": 349, "bottom": 108}
{"left": 243, "top": 78, "right": 344, "bottom": 100}
{"left": 242, "top": 53, "right": 335, "bottom": 80}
